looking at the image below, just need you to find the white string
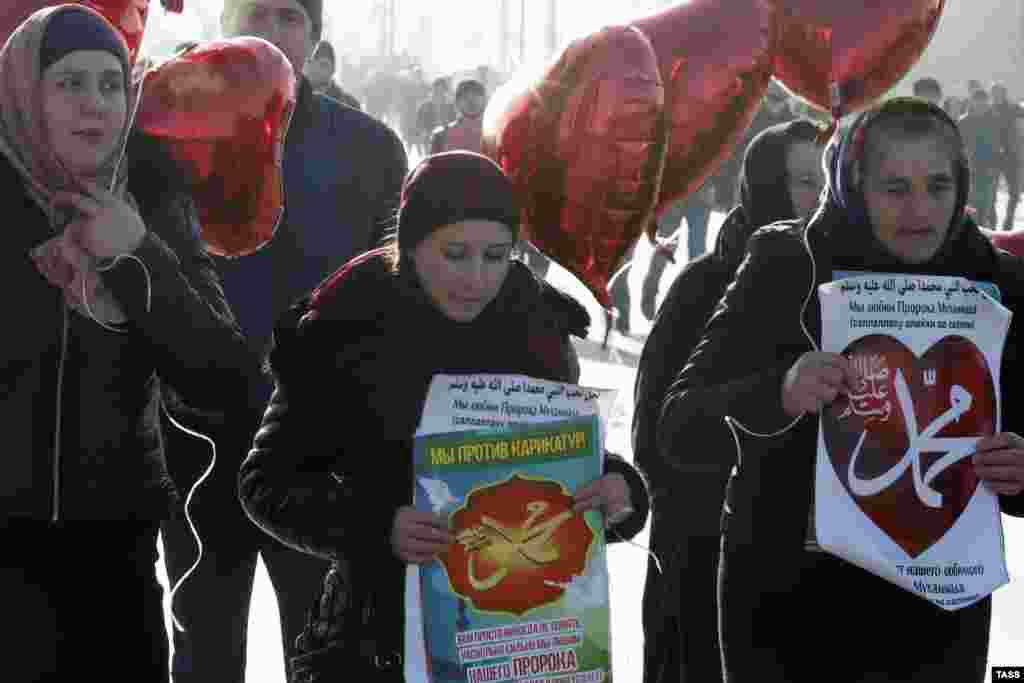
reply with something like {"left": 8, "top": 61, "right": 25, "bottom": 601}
{"left": 82, "top": 252, "right": 153, "bottom": 333}
{"left": 78, "top": 68, "right": 152, "bottom": 333}
{"left": 160, "top": 400, "right": 218, "bottom": 634}
{"left": 724, "top": 204, "right": 824, "bottom": 439}
{"left": 607, "top": 525, "right": 662, "bottom": 575}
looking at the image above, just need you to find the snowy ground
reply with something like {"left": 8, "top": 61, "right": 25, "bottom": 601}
{"left": 158, "top": 191, "right": 1024, "bottom": 681}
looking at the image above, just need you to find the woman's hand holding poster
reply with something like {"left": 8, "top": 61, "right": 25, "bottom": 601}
{"left": 817, "top": 274, "right": 1012, "bottom": 610}
{"left": 409, "top": 374, "right": 614, "bottom": 683}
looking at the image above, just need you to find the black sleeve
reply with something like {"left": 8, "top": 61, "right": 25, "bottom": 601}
{"left": 102, "top": 195, "right": 260, "bottom": 414}
{"left": 657, "top": 230, "right": 815, "bottom": 468}
{"left": 238, "top": 383, "right": 407, "bottom": 562}
{"left": 238, "top": 319, "right": 407, "bottom": 563}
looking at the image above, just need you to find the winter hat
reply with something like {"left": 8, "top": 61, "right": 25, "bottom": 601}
{"left": 295, "top": 0, "right": 322, "bottom": 40}
{"left": 398, "top": 151, "right": 521, "bottom": 253}
{"left": 39, "top": 5, "right": 129, "bottom": 74}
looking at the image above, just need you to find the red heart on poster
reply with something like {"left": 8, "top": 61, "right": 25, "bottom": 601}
{"left": 443, "top": 475, "right": 594, "bottom": 616}
{"left": 822, "top": 334, "right": 995, "bottom": 558}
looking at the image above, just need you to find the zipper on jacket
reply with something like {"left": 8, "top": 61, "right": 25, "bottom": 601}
{"left": 51, "top": 303, "right": 69, "bottom": 524}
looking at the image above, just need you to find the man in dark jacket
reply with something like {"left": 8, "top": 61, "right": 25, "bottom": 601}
{"left": 159, "top": 1, "right": 409, "bottom": 680}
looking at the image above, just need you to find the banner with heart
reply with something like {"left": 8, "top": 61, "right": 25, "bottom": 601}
{"left": 816, "top": 274, "right": 1011, "bottom": 611}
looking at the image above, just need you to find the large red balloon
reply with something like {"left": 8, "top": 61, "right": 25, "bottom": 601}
{"left": 632, "top": 0, "right": 775, "bottom": 217}
{"left": 1, "top": 1, "right": 181, "bottom": 62}
{"left": 772, "top": 0, "right": 945, "bottom": 118}
{"left": 134, "top": 38, "right": 296, "bottom": 258}
{"left": 483, "top": 25, "right": 666, "bottom": 307}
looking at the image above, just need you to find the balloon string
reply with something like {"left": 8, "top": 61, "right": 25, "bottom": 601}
{"left": 607, "top": 526, "right": 662, "bottom": 574}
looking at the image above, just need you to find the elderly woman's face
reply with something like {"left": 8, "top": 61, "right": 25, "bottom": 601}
{"left": 412, "top": 220, "right": 516, "bottom": 322}
{"left": 863, "top": 135, "right": 957, "bottom": 264}
{"left": 42, "top": 50, "right": 127, "bottom": 177}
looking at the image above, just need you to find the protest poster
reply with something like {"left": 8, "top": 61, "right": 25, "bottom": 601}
{"left": 404, "top": 374, "right": 614, "bottom": 683}
{"left": 816, "top": 273, "right": 1012, "bottom": 610}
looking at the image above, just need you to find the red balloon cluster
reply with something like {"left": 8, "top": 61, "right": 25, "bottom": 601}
{"left": 1, "top": 1, "right": 183, "bottom": 63}
{"left": 485, "top": 0, "right": 946, "bottom": 306}
{"left": 134, "top": 37, "right": 296, "bottom": 257}
{"left": 773, "top": 0, "right": 945, "bottom": 118}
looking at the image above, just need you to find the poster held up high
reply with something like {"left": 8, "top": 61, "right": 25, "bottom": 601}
{"left": 816, "top": 274, "right": 1011, "bottom": 611}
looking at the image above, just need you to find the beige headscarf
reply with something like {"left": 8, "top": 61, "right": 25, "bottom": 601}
{"left": 0, "top": 4, "right": 134, "bottom": 325}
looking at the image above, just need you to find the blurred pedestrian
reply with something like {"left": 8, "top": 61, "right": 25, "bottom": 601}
{"left": 991, "top": 82, "right": 1023, "bottom": 229}
{"left": 960, "top": 88, "right": 1002, "bottom": 226}
{"left": 430, "top": 78, "right": 486, "bottom": 154}
{"left": 306, "top": 39, "right": 361, "bottom": 110}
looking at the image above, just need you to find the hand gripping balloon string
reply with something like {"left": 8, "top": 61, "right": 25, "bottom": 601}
{"left": 847, "top": 369, "right": 980, "bottom": 508}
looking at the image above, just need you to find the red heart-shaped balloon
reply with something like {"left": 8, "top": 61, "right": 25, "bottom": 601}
{"left": 0, "top": 1, "right": 164, "bottom": 62}
{"left": 772, "top": 0, "right": 946, "bottom": 118}
{"left": 822, "top": 334, "right": 994, "bottom": 558}
{"left": 134, "top": 37, "right": 296, "bottom": 258}
{"left": 631, "top": 0, "right": 775, "bottom": 217}
{"left": 483, "top": 25, "right": 666, "bottom": 306}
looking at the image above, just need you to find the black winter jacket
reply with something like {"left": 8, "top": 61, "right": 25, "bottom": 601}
{"left": 659, "top": 214, "right": 1024, "bottom": 590}
{"left": 1, "top": 131, "right": 258, "bottom": 523}
{"left": 239, "top": 252, "right": 650, "bottom": 678}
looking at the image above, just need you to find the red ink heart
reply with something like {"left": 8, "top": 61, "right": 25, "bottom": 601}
{"left": 444, "top": 475, "right": 593, "bottom": 616}
{"left": 823, "top": 334, "right": 995, "bottom": 558}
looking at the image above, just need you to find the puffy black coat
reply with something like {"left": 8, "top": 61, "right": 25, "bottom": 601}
{"left": 0, "top": 131, "right": 258, "bottom": 522}
{"left": 659, "top": 211, "right": 1024, "bottom": 590}
{"left": 239, "top": 252, "right": 650, "bottom": 678}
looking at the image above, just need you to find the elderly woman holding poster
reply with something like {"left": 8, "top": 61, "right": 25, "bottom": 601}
{"left": 658, "top": 98, "right": 1024, "bottom": 683}
{"left": 239, "top": 152, "right": 650, "bottom": 681}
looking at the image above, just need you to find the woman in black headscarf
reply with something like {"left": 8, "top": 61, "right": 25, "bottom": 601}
{"left": 238, "top": 152, "right": 650, "bottom": 681}
{"left": 658, "top": 98, "right": 1024, "bottom": 682}
{"left": 634, "top": 118, "right": 825, "bottom": 683}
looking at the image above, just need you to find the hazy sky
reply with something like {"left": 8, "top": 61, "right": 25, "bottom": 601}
{"left": 140, "top": 0, "right": 664, "bottom": 74}
{"left": 140, "top": 0, "right": 1021, "bottom": 95}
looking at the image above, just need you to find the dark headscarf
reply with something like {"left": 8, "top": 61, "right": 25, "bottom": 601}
{"left": 39, "top": 5, "right": 129, "bottom": 74}
{"left": 397, "top": 151, "right": 521, "bottom": 254}
{"left": 715, "top": 119, "right": 824, "bottom": 268}
{"left": 820, "top": 97, "right": 977, "bottom": 277}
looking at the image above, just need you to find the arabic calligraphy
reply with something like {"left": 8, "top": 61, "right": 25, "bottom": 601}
{"left": 848, "top": 369, "right": 979, "bottom": 509}
{"left": 841, "top": 353, "right": 892, "bottom": 423}
{"left": 447, "top": 376, "right": 600, "bottom": 402}
{"left": 456, "top": 501, "right": 575, "bottom": 591}
{"left": 839, "top": 277, "right": 983, "bottom": 299}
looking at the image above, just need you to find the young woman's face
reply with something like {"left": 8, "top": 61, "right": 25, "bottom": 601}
{"left": 411, "top": 220, "right": 516, "bottom": 323}
{"left": 863, "top": 134, "right": 958, "bottom": 264}
{"left": 785, "top": 140, "right": 825, "bottom": 218}
{"left": 42, "top": 50, "right": 127, "bottom": 177}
